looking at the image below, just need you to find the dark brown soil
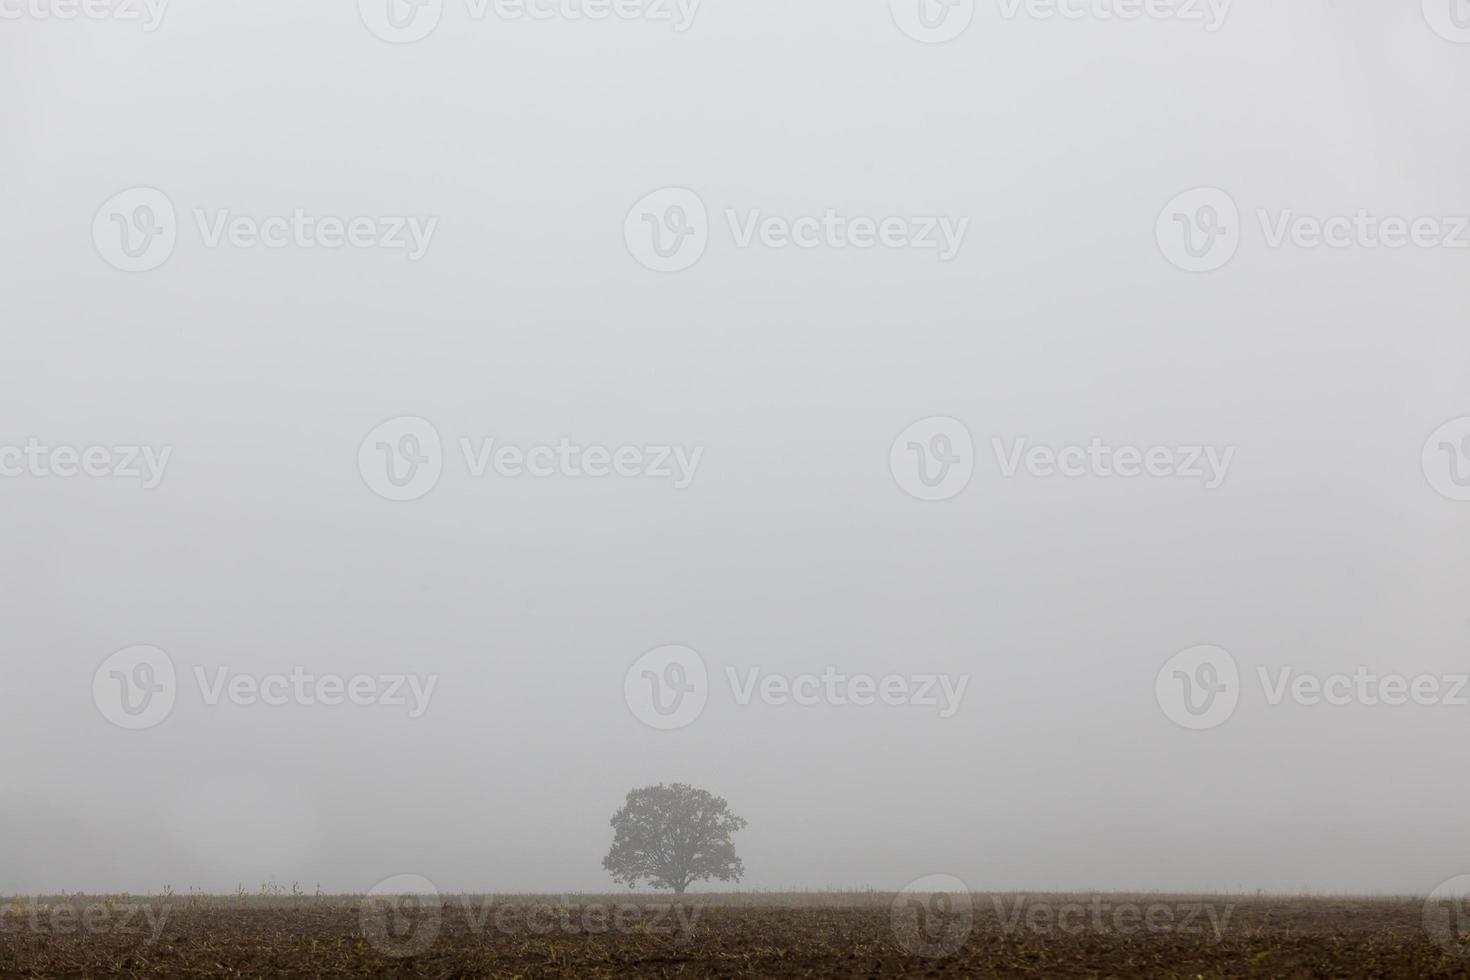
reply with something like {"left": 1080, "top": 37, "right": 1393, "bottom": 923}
{"left": 1, "top": 893, "right": 1463, "bottom": 978}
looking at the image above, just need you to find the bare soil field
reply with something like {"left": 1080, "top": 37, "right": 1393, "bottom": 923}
{"left": 1, "top": 892, "right": 1464, "bottom": 978}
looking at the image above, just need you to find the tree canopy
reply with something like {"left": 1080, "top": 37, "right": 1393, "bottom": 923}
{"left": 602, "top": 783, "right": 746, "bottom": 894}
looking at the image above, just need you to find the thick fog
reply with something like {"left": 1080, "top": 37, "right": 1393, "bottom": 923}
{"left": 2, "top": 0, "right": 1469, "bottom": 896}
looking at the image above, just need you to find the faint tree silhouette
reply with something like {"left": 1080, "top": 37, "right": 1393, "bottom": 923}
{"left": 603, "top": 783, "right": 746, "bottom": 894}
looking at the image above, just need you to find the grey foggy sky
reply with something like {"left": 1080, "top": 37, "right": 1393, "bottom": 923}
{"left": 2, "top": 0, "right": 1470, "bottom": 896}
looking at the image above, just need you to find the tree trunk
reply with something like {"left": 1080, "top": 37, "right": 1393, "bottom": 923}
{"left": 672, "top": 882, "right": 687, "bottom": 894}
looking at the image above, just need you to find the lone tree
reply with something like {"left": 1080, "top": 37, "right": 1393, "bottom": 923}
{"left": 602, "top": 783, "right": 746, "bottom": 894}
